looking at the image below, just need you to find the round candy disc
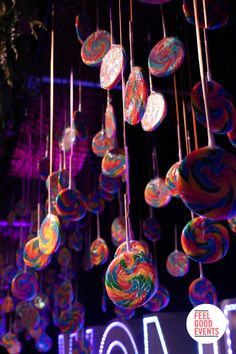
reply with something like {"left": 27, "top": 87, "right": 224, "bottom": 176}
{"left": 165, "top": 161, "right": 181, "bottom": 197}
{"left": 75, "top": 13, "right": 92, "bottom": 45}
{"left": 143, "top": 284, "right": 170, "bottom": 312}
{"left": 39, "top": 213, "right": 61, "bottom": 255}
{"left": 141, "top": 92, "right": 167, "bottom": 132}
{"left": 101, "top": 148, "right": 125, "bottom": 178}
{"left": 177, "top": 147, "right": 236, "bottom": 220}
{"left": 189, "top": 277, "right": 217, "bottom": 307}
{"left": 181, "top": 216, "right": 230, "bottom": 263}
{"left": 100, "top": 44, "right": 125, "bottom": 90}
{"left": 92, "top": 129, "right": 114, "bottom": 157}
{"left": 56, "top": 188, "right": 86, "bottom": 221}
{"left": 90, "top": 238, "right": 109, "bottom": 266}
{"left": 111, "top": 215, "right": 126, "bottom": 246}
{"left": 86, "top": 191, "right": 105, "bottom": 214}
{"left": 35, "top": 333, "right": 53, "bottom": 353}
{"left": 228, "top": 217, "right": 236, "bottom": 233}
{"left": 99, "top": 173, "right": 119, "bottom": 194}
{"left": 11, "top": 272, "right": 39, "bottom": 301}
{"left": 148, "top": 37, "right": 185, "bottom": 77}
{"left": 81, "top": 30, "right": 111, "bottom": 67}
{"left": 60, "top": 127, "right": 78, "bottom": 152}
{"left": 105, "top": 251, "right": 158, "bottom": 309}
{"left": 105, "top": 103, "right": 117, "bottom": 139}
{"left": 191, "top": 80, "right": 236, "bottom": 134}
{"left": 143, "top": 217, "right": 161, "bottom": 242}
{"left": 58, "top": 310, "right": 80, "bottom": 334}
{"left": 124, "top": 66, "right": 148, "bottom": 125}
{"left": 115, "top": 240, "right": 150, "bottom": 258}
{"left": 183, "top": 0, "right": 229, "bottom": 30}
{"left": 23, "top": 237, "right": 52, "bottom": 270}
{"left": 166, "top": 250, "right": 189, "bottom": 277}
{"left": 144, "top": 177, "right": 172, "bottom": 208}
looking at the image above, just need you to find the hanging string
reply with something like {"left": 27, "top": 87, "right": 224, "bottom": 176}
{"left": 118, "top": 187, "right": 124, "bottom": 216}
{"left": 173, "top": 74, "right": 183, "bottom": 161}
{"left": 181, "top": 97, "right": 190, "bottom": 155}
{"left": 174, "top": 224, "right": 178, "bottom": 251}
{"left": 45, "top": 135, "right": 49, "bottom": 158}
{"left": 147, "top": 32, "right": 153, "bottom": 93}
{"left": 63, "top": 100, "right": 67, "bottom": 170}
{"left": 160, "top": 4, "right": 167, "bottom": 38}
{"left": 202, "top": 0, "right": 212, "bottom": 81}
{"left": 69, "top": 68, "right": 74, "bottom": 189}
{"left": 152, "top": 147, "right": 159, "bottom": 177}
{"left": 118, "top": 0, "right": 123, "bottom": 47}
{"left": 37, "top": 202, "right": 41, "bottom": 235}
{"left": 96, "top": 212, "right": 101, "bottom": 239}
{"left": 78, "top": 62, "right": 82, "bottom": 113}
{"left": 109, "top": 0, "right": 113, "bottom": 46}
{"left": 129, "top": 0, "right": 134, "bottom": 69}
{"left": 192, "top": 0, "right": 215, "bottom": 148}
{"left": 96, "top": 0, "right": 99, "bottom": 31}
{"left": 199, "top": 263, "right": 203, "bottom": 278}
{"left": 124, "top": 194, "right": 130, "bottom": 251}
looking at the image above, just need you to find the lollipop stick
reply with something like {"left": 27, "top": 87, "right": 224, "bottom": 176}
{"left": 174, "top": 224, "right": 178, "bottom": 251}
{"left": 37, "top": 202, "right": 41, "bottom": 234}
{"left": 109, "top": 0, "right": 113, "bottom": 46}
{"left": 129, "top": 0, "right": 134, "bottom": 69}
{"left": 182, "top": 97, "right": 190, "bottom": 155}
{"left": 96, "top": 212, "right": 100, "bottom": 239}
{"left": 149, "top": 206, "right": 154, "bottom": 218}
{"left": 202, "top": 0, "right": 212, "bottom": 81}
{"left": 124, "top": 194, "right": 130, "bottom": 252}
{"left": 69, "top": 67, "right": 74, "bottom": 190}
{"left": 173, "top": 74, "right": 183, "bottom": 161}
{"left": 147, "top": 32, "right": 153, "bottom": 93}
{"left": 78, "top": 63, "right": 82, "bottom": 112}
{"left": 152, "top": 147, "right": 159, "bottom": 178}
{"left": 160, "top": 4, "right": 167, "bottom": 38}
{"left": 199, "top": 263, "right": 204, "bottom": 278}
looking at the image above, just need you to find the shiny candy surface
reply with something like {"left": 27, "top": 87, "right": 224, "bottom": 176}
{"left": 105, "top": 251, "right": 158, "bottom": 309}
{"left": 56, "top": 188, "right": 86, "bottom": 221}
{"left": 165, "top": 161, "right": 181, "bottom": 197}
{"left": 39, "top": 214, "right": 61, "bottom": 255}
{"left": 177, "top": 147, "right": 236, "bottom": 220}
{"left": 11, "top": 272, "right": 39, "bottom": 301}
{"left": 111, "top": 215, "right": 126, "bottom": 246}
{"left": 102, "top": 148, "right": 125, "bottom": 178}
{"left": 23, "top": 237, "right": 52, "bottom": 270}
{"left": 92, "top": 129, "right": 114, "bottom": 157}
{"left": 144, "top": 177, "right": 172, "bottom": 208}
{"left": 90, "top": 238, "right": 109, "bottom": 266}
{"left": 181, "top": 216, "right": 230, "bottom": 263}
{"left": 124, "top": 66, "right": 148, "bottom": 125}
{"left": 166, "top": 250, "right": 189, "bottom": 277}
{"left": 143, "top": 217, "right": 161, "bottom": 242}
{"left": 105, "top": 103, "right": 117, "bottom": 139}
{"left": 228, "top": 216, "right": 236, "bottom": 233}
{"left": 143, "top": 284, "right": 170, "bottom": 312}
{"left": 141, "top": 92, "right": 167, "bottom": 132}
{"left": 189, "top": 277, "right": 217, "bottom": 307}
{"left": 100, "top": 44, "right": 125, "bottom": 90}
{"left": 86, "top": 191, "right": 105, "bottom": 214}
{"left": 81, "top": 30, "right": 111, "bottom": 66}
{"left": 148, "top": 37, "right": 185, "bottom": 77}
{"left": 60, "top": 127, "right": 78, "bottom": 152}
{"left": 115, "top": 240, "right": 149, "bottom": 258}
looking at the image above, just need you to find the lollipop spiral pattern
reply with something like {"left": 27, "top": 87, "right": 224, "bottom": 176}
{"left": 56, "top": 188, "right": 86, "bottom": 221}
{"left": 124, "top": 66, "right": 148, "bottom": 125}
{"left": 23, "top": 237, "right": 52, "bottom": 270}
{"left": 99, "top": 173, "right": 119, "bottom": 194}
{"left": 166, "top": 250, "right": 189, "bottom": 277}
{"left": 102, "top": 148, "right": 125, "bottom": 178}
{"left": 105, "top": 251, "right": 158, "bottom": 309}
{"left": 39, "top": 213, "right": 61, "bottom": 255}
{"left": 228, "top": 216, "right": 236, "bottom": 233}
{"left": 92, "top": 129, "right": 114, "bottom": 157}
{"left": 56, "top": 281, "right": 73, "bottom": 310}
{"left": 141, "top": 92, "right": 167, "bottom": 132}
{"left": 165, "top": 161, "right": 181, "bottom": 197}
{"left": 177, "top": 147, "right": 236, "bottom": 220}
{"left": 100, "top": 44, "right": 125, "bottom": 90}
{"left": 105, "top": 103, "right": 117, "bottom": 139}
{"left": 143, "top": 217, "right": 161, "bottom": 242}
{"left": 111, "top": 215, "right": 126, "bottom": 246}
{"left": 143, "top": 284, "right": 170, "bottom": 312}
{"left": 90, "top": 238, "right": 109, "bottom": 266}
{"left": 191, "top": 80, "right": 236, "bottom": 134}
{"left": 115, "top": 240, "right": 149, "bottom": 258}
{"left": 189, "top": 277, "right": 217, "bottom": 307}
{"left": 148, "top": 37, "right": 185, "bottom": 78}
{"left": 86, "top": 192, "right": 105, "bottom": 214}
{"left": 58, "top": 310, "right": 80, "bottom": 334}
{"left": 11, "top": 272, "right": 39, "bottom": 301}
{"left": 81, "top": 30, "right": 111, "bottom": 67}
{"left": 181, "top": 216, "right": 230, "bottom": 263}
{"left": 144, "top": 177, "right": 172, "bottom": 208}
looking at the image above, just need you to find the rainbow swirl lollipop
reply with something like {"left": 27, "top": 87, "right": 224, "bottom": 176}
{"left": 105, "top": 251, "right": 158, "bottom": 309}
{"left": 144, "top": 177, "right": 172, "bottom": 208}
{"left": 99, "top": 188, "right": 117, "bottom": 202}
{"left": 11, "top": 272, "right": 39, "bottom": 301}
{"left": 99, "top": 173, "right": 119, "bottom": 194}
{"left": 81, "top": 30, "right": 111, "bottom": 66}
{"left": 90, "top": 238, "right": 109, "bottom": 266}
{"left": 57, "top": 247, "right": 72, "bottom": 267}
{"left": 100, "top": 45, "right": 125, "bottom": 90}
{"left": 228, "top": 216, "right": 236, "bottom": 233}
{"left": 181, "top": 217, "right": 230, "bottom": 263}
{"left": 39, "top": 213, "right": 61, "bottom": 255}
{"left": 177, "top": 147, "right": 236, "bottom": 220}
{"left": 105, "top": 103, "right": 117, "bottom": 139}
{"left": 124, "top": 66, "right": 148, "bottom": 125}
{"left": 166, "top": 250, "right": 189, "bottom": 277}
{"left": 1, "top": 332, "right": 20, "bottom": 351}
{"left": 165, "top": 161, "right": 181, "bottom": 197}
{"left": 60, "top": 127, "right": 78, "bottom": 152}
{"left": 183, "top": 0, "right": 229, "bottom": 30}
{"left": 23, "top": 237, "right": 52, "bottom": 270}
{"left": 75, "top": 13, "right": 92, "bottom": 45}
{"left": 86, "top": 192, "right": 105, "bottom": 214}
{"left": 35, "top": 334, "right": 53, "bottom": 353}
{"left": 114, "top": 306, "right": 135, "bottom": 320}
{"left": 143, "top": 217, "right": 161, "bottom": 242}
{"left": 143, "top": 284, "right": 170, "bottom": 312}
{"left": 191, "top": 80, "right": 236, "bottom": 134}
{"left": 115, "top": 240, "right": 150, "bottom": 258}
{"left": 101, "top": 148, "right": 125, "bottom": 178}
{"left": 189, "top": 277, "right": 217, "bottom": 307}
{"left": 148, "top": 37, "right": 185, "bottom": 77}
{"left": 56, "top": 281, "right": 73, "bottom": 310}
{"left": 58, "top": 310, "right": 80, "bottom": 334}
{"left": 56, "top": 188, "right": 86, "bottom": 221}
{"left": 111, "top": 216, "right": 126, "bottom": 246}
{"left": 92, "top": 129, "right": 114, "bottom": 157}
{"left": 141, "top": 92, "right": 167, "bottom": 132}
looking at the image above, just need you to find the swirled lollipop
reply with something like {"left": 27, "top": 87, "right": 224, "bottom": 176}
{"left": 144, "top": 177, "right": 172, "bottom": 208}
{"left": 141, "top": 92, "right": 167, "bottom": 132}
{"left": 58, "top": 310, "right": 80, "bottom": 334}
{"left": 56, "top": 188, "right": 86, "bottom": 221}
{"left": 111, "top": 215, "right": 126, "bottom": 246}
{"left": 189, "top": 276, "right": 217, "bottom": 306}
{"left": 105, "top": 103, "right": 117, "bottom": 139}
{"left": 35, "top": 333, "right": 53, "bottom": 353}
{"left": 143, "top": 217, "right": 161, "bottom": 242}
{"left": 124, "top": 66, "right": 148, "bottom": 125}
{"left": 90, "top": 238, "right": 109, "bottom": 266}
{"left": 99, "top": 173, "right": 119, "bottom": 194}
{"left": 100, "top": 45, "right": 125, "bottom": 90}
{"left": 166, "top": 250, "right": 189, "bottom": 277}
{"left": 81, "top": 30, "right": 111, "bottom": 66}
{"left": 105, "top": 251, "right": 158, "bottom": 309}
{"left": 181, "top": 216, "right": 230, "bottom": 263}
{"left": 177, "top": 147, "right": 236, "bottom": 220}
{"left": 23, "top": 237, "right": 52, "bottom": 270}
{"left": 11, "top": 272, "right": 39, "bottom": 301}
{"left": 39, "top": 214, "right": 61, "bottom": 255}
{"left": 92, "top": 129, "right": 114, "bottom": 157}
{"left": 115, "top": 240, "right": 149, "bottom": 258}
{"left": 75, "top": 13, "right": 92, "bottom": 45}
{"left": 102, "top": 148, "right": 125, "bottom": 178}
{"left": 56, "top": 281, "right": 73, "bottom": 310}
{"left": 86, "top": 192, "right": 105, "bottom": 214}
{"left": 228, "top": 216, "right": 236, "bottom": 233}
{"left": 165, "top": 161, "right": 181, "bottom": 197}
{"left": 148, "top": 37, "right": 185, "bottom": 77}
{"left": 191, "top": 80, "right": 236, "bottom": 134}
{"left": 183, "top": 0, "right": 229, "bottom": 29}
{"left": 143, "top": 284, "right": 170, "bottom": 312}
{"left": 60, "top": 127, "right": 78, "bottom": 152}
{"left": 57, "top": 247, "right": 72, "bottom": 267}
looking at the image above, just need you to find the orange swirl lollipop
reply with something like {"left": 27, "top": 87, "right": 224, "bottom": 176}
{"left": 23, "top": 237, "right": 52, "bottom": 270}
{"left": 90, "top": 238, "right": 109, "bottom": 266}
{"left": 144, "top": 177, "right": 172, "bottom": 208}
{"left": 39, "top": 214, "right": 61, "bottom": 255}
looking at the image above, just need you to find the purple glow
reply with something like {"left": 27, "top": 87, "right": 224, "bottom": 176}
{"left": 0, "top": 221, "right": 32, "bottom": 227}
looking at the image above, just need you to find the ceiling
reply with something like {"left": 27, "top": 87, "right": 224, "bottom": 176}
{"left": 1, "top": 0, "right": 236, "bottom": 352}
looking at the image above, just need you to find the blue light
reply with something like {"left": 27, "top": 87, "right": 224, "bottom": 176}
{"left": 143, "top": 316, "right": 168, "bottom": 354}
